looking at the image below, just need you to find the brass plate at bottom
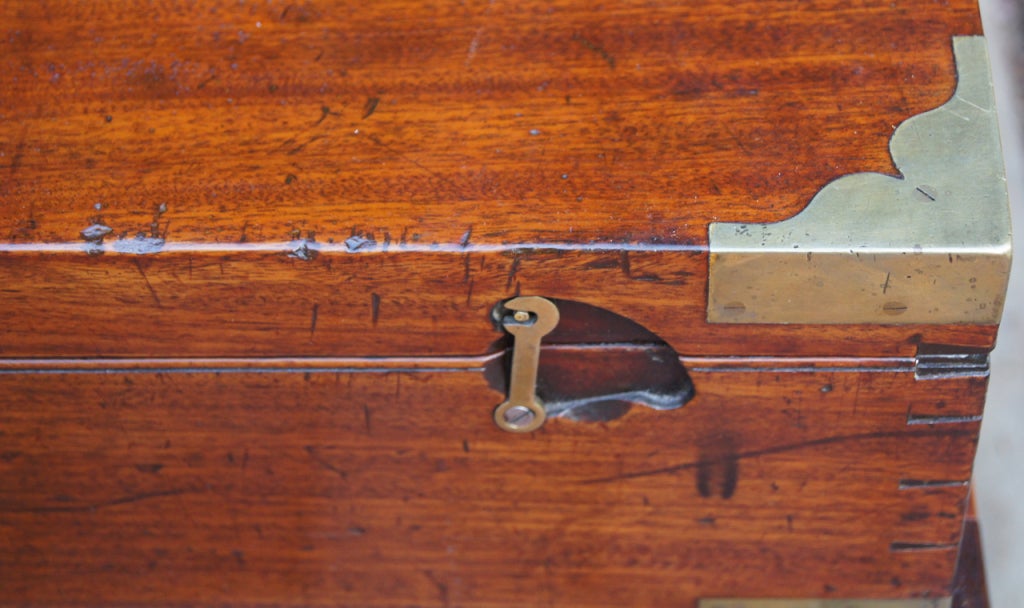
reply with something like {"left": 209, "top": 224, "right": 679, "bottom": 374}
{"left": 699, "top": 599, "right": 951, "bottom": 608}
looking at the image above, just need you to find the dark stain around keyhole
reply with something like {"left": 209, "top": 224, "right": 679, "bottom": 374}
{"left": 484, "top": 298, "right": 695, "bottom": 423}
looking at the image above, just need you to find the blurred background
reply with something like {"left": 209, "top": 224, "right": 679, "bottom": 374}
{"left": 975, "top": 1, "right": 1023, "bottom": 606}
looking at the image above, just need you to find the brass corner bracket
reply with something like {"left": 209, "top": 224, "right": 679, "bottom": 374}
{"left": 708, "top": 36, "right": 1012, "bottom": 325}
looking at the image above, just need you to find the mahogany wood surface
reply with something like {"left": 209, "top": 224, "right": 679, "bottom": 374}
{"left": 0, "top": 0, "right": 996, "bottom": 358}
{"left": 0, "top": 360, "right": 986, "bottom": 606}
{"left": 0, "top": 249, "right": 999, "bottom": 358}
{"left": 0, "top": 3, "right": 997, "bottom": 605}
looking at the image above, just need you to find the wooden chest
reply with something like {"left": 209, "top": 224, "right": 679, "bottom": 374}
{"left": 0, "top": 1, "right": 1011, "bottom": 606}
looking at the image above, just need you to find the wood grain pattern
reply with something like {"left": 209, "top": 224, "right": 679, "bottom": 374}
{"left": 0, "top": 0, "right": 981, "bottom": 245}
{"left": 0, "top": 0, "right": 994, "bottom": 358}
{"left": 0, "top": 249, "right": 999, "bottom": 358}
{"left": 0, "top": 362, "right": 986, "bottom": 606}
{"left": 0, "top": 3, "right": 995, "bottom": 605}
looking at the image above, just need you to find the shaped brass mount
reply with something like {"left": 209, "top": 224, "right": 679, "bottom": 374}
{"left": 708, "top": 36, "right": 1011, "bottom": 325}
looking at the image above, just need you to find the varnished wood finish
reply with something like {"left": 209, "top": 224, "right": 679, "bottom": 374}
{"left": 0, "top": 2, "right": 997, "bottom": 605}
{"left": 0, "top": 250, "right": 999, "bottom": 358}
{"left": 0, "top": 1, "right": 993, "bottom": 358}
{"left": 0, "top": 362, "right": 986, "bottom": 606}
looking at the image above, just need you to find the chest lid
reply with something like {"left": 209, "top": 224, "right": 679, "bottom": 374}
{"left": 0, "top": 1, "right": 1010, "bottom": 360}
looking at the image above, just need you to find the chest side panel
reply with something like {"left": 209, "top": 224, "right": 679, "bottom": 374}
{"left": 0, "top": 364, "right": 985, "bottom": 606}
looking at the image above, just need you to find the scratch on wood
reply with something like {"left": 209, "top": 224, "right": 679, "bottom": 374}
{"left": 581, "top": 256, "right": 621, "bottom": 270}
{"left": 572, "top": 33, "right": 615, "bottom": 68}
{"left": 286, "top": 134, "right": 325, "bottom": 155}
{"left": 465, "top": 26, "right": 484, "bottom": 66}
{"left": 722, "top": 122, "right": 754, "bottom": 156}
{"left": 151, "top": 203, "right": 168, "bottom": 239}
{"left": 314, "top": 105, "right": 336, "bottom": 126}
{"left": 465, "top": 278, "right": 475, "bottom": 306}
{"left": 619, "top": 250, "right": 631, "bottom": 277}
{"left": 8, "top": 129, "right": 26, "bottom": 176}
{"left": 581, "top": 428, "right": 975, "bottom": 485}
{"left": 366, "top": 134, "right": 468, "bottom": 200}
{"left": 196, "top": 72, "right": 217, "bottom": 90}
{"left": 362, "top": 97, "right": 380, "bottom": 119}
{"left": 506, "top": 253, "right": 521, "bottom": 289}
{"left": 423, "top": 570, "right": 450, "bottom": 608}
{"left": 371, "top": 293, "right": 381, "bottom": 326}
{"left": 133, "top": 259, "right": 163, "bottom": 308}
{"left": 882, "top": 272, "right": 891, "bottom": 294}
{"left": 309, "top": 303, "right": 319, "bottom": 340}
{"left": 2, "top": 488, "right": 188, "bottom": 513}
{"left": 304, "top": 446, "right": 347, "bottom": 479}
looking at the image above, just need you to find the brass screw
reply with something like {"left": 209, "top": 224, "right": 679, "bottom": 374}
{"left": 503, "top": 405, "right": 536, "bottom": 427}
{"left": 513, "top": 310, "right": 530, "bottom": 323}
